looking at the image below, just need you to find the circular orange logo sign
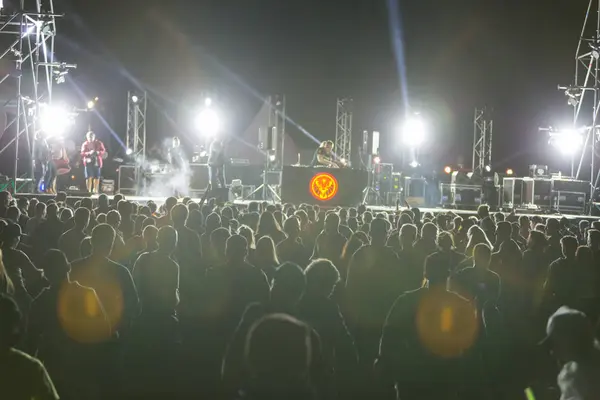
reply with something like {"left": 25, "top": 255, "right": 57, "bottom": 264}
{"left": 309, "top": 172, "right": 338, "bottom": 201}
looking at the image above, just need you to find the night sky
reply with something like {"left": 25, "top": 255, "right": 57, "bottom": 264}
{"left": 41, "top": 0, "right": 594, "bottom": 175}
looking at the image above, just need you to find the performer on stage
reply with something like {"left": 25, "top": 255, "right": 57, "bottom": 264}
{"left": 208, "top": 138, "right": 226, "bottom": 188}
{"left": 34, "top": 133, "right": 50, "bottom": 193}
{"left": 80, "top": 131, "right": 105, "bottom": 194}
{"left": 312, "top": 140, "right": 343, "bottom": 168}
{"left": 167, "top": 137, "right": 186, "bottom": 172}
{"left": 45, "top": 140, "right": 68, "bottom": 194}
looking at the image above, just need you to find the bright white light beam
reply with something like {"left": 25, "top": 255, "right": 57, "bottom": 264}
{"left": 402, "top": 116, "right": 426, "bottom": 147}
{"left": 39, "top": 105, "right": 73, "bottom": 137}
{"left": 194, "top": 108, "right": 221, "bottom": 137}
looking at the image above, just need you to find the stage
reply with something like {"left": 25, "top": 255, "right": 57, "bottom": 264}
{"left": 13, "top": 192, "right": 600, "bottom": 221}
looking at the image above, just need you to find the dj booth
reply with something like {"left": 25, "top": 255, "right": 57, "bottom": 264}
{"left": 281, "top": 166, "right": 368, "bottom": 206}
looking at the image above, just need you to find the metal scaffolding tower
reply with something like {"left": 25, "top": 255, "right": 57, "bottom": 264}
{"left": 472, "top": 107, "right": 493, "bottom": 174}
{"left": 126, "top": 91, "right": 147, "bottom": 190}
{"left": 561, "top": 0, "right": 600, "bottom": 199}
{"left": 335, "top": 98, "right": 352, "bottom": 164}
{"left": 126, "top": 91, "right": 147, "bottom": 160}
{"left": 0, "top": 0, "right": 69, "bottom": 193}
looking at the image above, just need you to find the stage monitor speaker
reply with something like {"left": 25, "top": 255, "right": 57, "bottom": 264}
{"left": 451, "top": 170, "right": 471, "bottom": 185}
{"left": 259, "top": 126, "right": 276, "bottom": 151}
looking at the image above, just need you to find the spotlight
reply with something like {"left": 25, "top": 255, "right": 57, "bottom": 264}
{"left": 409, "top": 160, "right": 419, "bottom": 168}
{"left": 484, "top": 165, "right": 492, "bottom": 172}
{"left": 373, "top": 155, "right": 381, "bottom": 164}
{"left": 269, "top": 154, "right": 276, "bottom": 162}
{"left": 205, "top": 97, "right": 213, "bottom": 107}
{"left": 506, "top": 168, "right": 514, "bottom": 176}
{"left": 444, "top": 166, "right": 452, "bottom": 174}
{"left": 126, "top": 148, "right": 133, "bottom": 155}
{"left": 401, "top": 116, "right": 426, "bottom": 147}
{"left": 194, "top": 108, "right": 221, "bottom": 137}
{"left": 87, "top": 100, "right": 95, "bottom": 109}
{"left": 549, "top": 129, "right": 584, "bottom": 155}
{"left": 131, "top": 95, "right": 139, "bottom": 103}
{"left": 39, "top": 104, "right": 73, "bottom": 137}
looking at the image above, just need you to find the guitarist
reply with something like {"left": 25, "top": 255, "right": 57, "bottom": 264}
{"left": 80, "top": 131, "right": 106, "bottom": 194}
{"left": 45, "top": 140, "right": 69, "bottom": 194}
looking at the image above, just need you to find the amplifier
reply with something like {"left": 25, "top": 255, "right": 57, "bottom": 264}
{"left": 101, "top": 179, "right": 115, "bottom": 195}
{"left": 551, "top": 191, "right": 586, "bottom": 214}
{"left": 523, "top": 178, "right": 552, "bottom": 209}
{"left": 552, "top": 179, "right": 589, "bottom": 194}
{"left": 503, "top": 177, "right": 525, "bottom": 208}
{"left": 376, "top": 163, "right": 394, "bottom": 193}
{"left": 118, "top": 165, "right": 137, "bottom": 192}
{"left": 404, "top": 177, "right": 426, "bottom": 198}
{"left": 451, "top": 184, "right": 482, "bottom": 208}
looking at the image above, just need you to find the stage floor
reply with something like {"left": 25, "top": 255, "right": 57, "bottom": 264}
{"left": 15, "top": 193, "right": 600, "bottom": 221}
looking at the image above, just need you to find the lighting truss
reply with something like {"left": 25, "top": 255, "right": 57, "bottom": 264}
{"left": 561, "top": 0, "right": 600, "bottom": 199}
{"left": 472, "top": 107, "right": 493, "bottom": 174}
{"left": 126, "top": 91, "right": 147, "bottom": 191}
{"left": 335, "top": 98, "right": 352, "bottom": 165}
{"left": 0, "top": 0, "right": 72, "bottom": 193}
{"left": 126, "top": 91, "right": 147, "bottom": 160}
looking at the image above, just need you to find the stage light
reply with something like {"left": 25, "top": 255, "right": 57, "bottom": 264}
{"left": 444, "top": 166, "right": 452, "bottom": 174}
{"left": 194, "top": 108, "right": 221, "bottom": 137}
{"left": 373, "top": 155, "right": 381, "bottom": 164}
{"left": 205, "top": 97, "right": 213, "bottom": 107}
{"left": 39, "top": 104, "right": 73, "bottom": 137}
{"left": 550, "top": 129, "right": 584, "bottom": 155}
{"left": 126, "top": 148, "right": 133, "bottom": 155}
{"left": 87, "top": 100, "right": 95, "bottom": 109}
{"left": 131, "top": 95, "right": 139, "bottom": 103}
{"left": 484, "top": 165, "right": 492, "bottom": 172}
{"left": 401, "top": 116, "right": 426, "bottom": 147}
{"left": 506, "top": 168, "right": 514, "bottom": 176}
{"left": 409, "top": 160, "right": 419, "bottom": 168}
{"left": 269, "top": 154, "right": 276, "bottom": 162}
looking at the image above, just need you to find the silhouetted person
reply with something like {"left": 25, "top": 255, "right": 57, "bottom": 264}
{"left": 1, "top": 223, "right": 41, "bottom": 304}
{"left": 377, "top": 251, "right": 478, "bottom": 400}
{"left": 397, "top": 224, "right": 422, "bottom": 291}
{"left": 0, "top": 294, "right": 59, "bottom": 399}
{"left": 251, "top": 236, "right": 280, "bottom": 283}
{"left": 312, "top": 213, "right": 346, "bottom": 267}
{"left": 542, "top": 236, "right": 582, "bottom": 314}
{"left": 133, "top": 226, "right": 180, "bottom": 318}
{"left": 256, "top": 211, "right": 287, "bottom": 244}
{"left": 540, "top": 307, "right": 600, "bottom": 400}
{"left": 59, "top": 207, "right": 90, "bottom": 262}
{"left": 345, "top": 218, "right": 401, "bottom": 369}
{"left": 27, "top": 250, "right": 109, "bottom": 399}
{"left": 298, "top": 259, "right": 357, "bottom": 396}
{"left": 70, "top": 223, "right": 139, "bottom": 334}
{"left": 240, "top": 314, "right": 317, "bottom": 400}
{"left": 32, "top": 203, "right": 64, "bottom": 255}
{"left": 451, "top": 243, "right": 501, "bottom": 310}
{"left": 277, "top": 216, "right": 310, "bottom": 269}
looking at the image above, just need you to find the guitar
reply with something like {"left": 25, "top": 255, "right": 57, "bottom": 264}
{"left": 53, "top": 148, "right": 71, "bottom": 175}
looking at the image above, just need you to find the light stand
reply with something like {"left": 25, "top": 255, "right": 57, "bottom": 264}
{"left": 362, "top": 155, "right": 383, "bottom": 205}
{"left": 244, "top": 150, "right": 281, "bottom": 202}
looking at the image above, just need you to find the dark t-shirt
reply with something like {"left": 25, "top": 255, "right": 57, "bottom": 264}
{"left": 58, "top": 228, "right": 87, "bottom": 262}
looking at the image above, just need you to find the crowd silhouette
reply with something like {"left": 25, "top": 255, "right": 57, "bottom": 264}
{"left": 0, "top": 190, "right": 599, "bottom": 399}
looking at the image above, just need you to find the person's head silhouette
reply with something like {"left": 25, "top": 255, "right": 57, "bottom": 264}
{"left": 91, "top": 224, "right": 115, "bottom": 257}
{"left": 226, "top": 234, "right": 248, "bottom": 263}
{"left": 157, "top": 226, "right": 178, "bottom": 255}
